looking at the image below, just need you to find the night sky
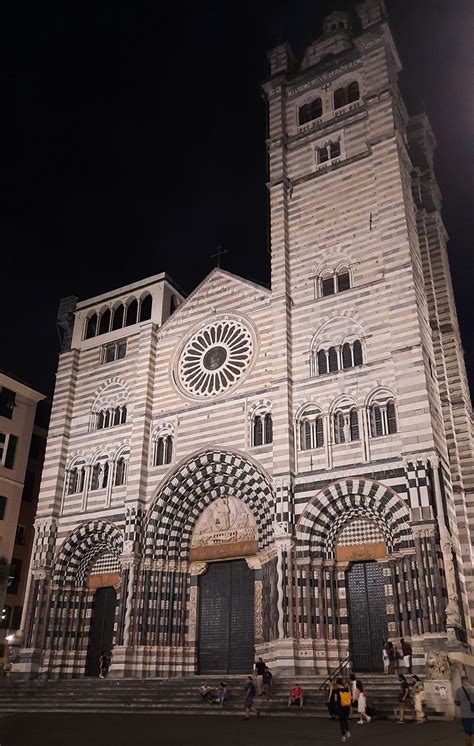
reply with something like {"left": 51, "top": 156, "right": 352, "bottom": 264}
{"left": 2, "top": 0, "right": 473, "bottom": 399}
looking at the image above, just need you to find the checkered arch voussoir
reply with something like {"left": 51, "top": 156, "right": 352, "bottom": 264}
{"left": 296, "top": 478, "right": 413, "bottom": 559}
{"left": 144, "top": 450, "right": 275, "bottom": 560}
{"left": 52, "top": 520, "right": 124, "bottom": 584}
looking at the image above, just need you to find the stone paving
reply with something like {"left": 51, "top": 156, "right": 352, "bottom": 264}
{"left": 0, "top": 713, "right": 461, "bottom": 746}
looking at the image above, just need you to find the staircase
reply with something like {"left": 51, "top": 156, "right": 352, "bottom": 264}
{"left": 0, "top": 674, "right": 446, "bottom": 719}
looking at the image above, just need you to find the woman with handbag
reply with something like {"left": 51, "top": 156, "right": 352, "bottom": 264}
{"left": 397, "top": 674, "right": 410, "bottom": 723}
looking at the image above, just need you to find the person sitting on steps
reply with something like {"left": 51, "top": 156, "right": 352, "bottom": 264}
{"left": 288, "top": 684, "right": 304, "bottom": 709}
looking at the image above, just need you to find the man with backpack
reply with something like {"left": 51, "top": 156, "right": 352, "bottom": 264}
{"left": 335, "top": 678, "right": 352, "bottom": 742}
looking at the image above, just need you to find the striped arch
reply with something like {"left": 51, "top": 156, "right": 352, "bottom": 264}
{"left": 296, "top": 478, "right": 414, "bottom": 559}
{"left": 144, "top": 449, "right": 275, "bottom": 561}
{"left": 52, "top": 520, "right": 123, "bottom": 585}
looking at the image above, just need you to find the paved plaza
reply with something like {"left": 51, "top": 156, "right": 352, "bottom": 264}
{"left": 0, "top": 714, "right": 461, "bottom": 746}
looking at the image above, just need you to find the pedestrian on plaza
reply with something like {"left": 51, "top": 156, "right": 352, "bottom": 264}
{"left": 397, "top": 674, "right": 411, "bottom": 723}
{"left": 349, "top": 673, "right": 358, "bottom": 710}
{"left": 255, "top": 657, "right": 266, "bottom": 695}
{"left": 411, "top": 675, "right": 425, "bottom": 724}
{"left": 455, "top": 675, "right": 474, "bottom": 745}
{"left": 326, "top": 679, "right": 338, "bottom": 720}
{"left": 262, "top": 665, "right": 273, "bottom": 700}
{"left": 288, "top": 683, "right": 304, "bottom": 709}
{"left": 401, "top": 638, "right": 413, "bottom": 673}
{"left": 382, "top": 644, "right": 390, "bottom": 673}
{"left": 386, "top": 640, "right": 396, "bottom": 674}
{"left": 99, "top": 650, "right": 111, "bottom": 678}
{"left": 334, "top": 677, "right": 352, "bottom": 743}
{"left": 355, "top": 680, "right": 372, "bottom": 725}
{"left": 243, "top": 675, "right": 260, "bottom": 719}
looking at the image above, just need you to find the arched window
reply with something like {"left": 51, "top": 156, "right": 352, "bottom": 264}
{"left": 337, "top": 268, "right": 350, "bottom": 292}
{"left": 113, "top": 407, "right": 121, "bottom": 426}
{"left": 317, "top": 349, "right": 328, "bottom": 375}
{"left": 353, "top": 340, "right": 363, "bottom": 366}
{"left": 370, "top": 404, "right": 383, "bottom": 437}
{"left": 334, "top": 81, "right": 359, "bottom": 110}
{"left": 153, "top": 434, "right": 173, "bottom": 466}
{"left": 125, "top": 299, "right": 138, "bottom": 326}
{"left": 91, "top": 460, "right": 109, "bottom": 491}
{"left": 120, "top": 405, "right": 127, "bottom": 425}
{"left": 299, "top": 97, "right": 322, "bottom": 125}
{"left": 253, "top": 416, "right": 263, "bottom": 446}
{"left": 301, "top": 419, "right": 312, "bottom": 450}
{"left": 252, "top": 409, "right": 273, "bottom": 446}
{"left": 264, "top": 413, "right": 273, "bottom": 445}
{"left": 321, "top": 274, "right": 335, "bottom": 297}
{"left": 139, "top": 294, "right": 152, "bottom": 322}
{"left": 334, "top": 412, "right": 345, "bottom": 444}
{"left": 67, "top": 462, "right": 85, "bottom": 495}
{"left": 115, "top": 456, "right": 128, "bottom": 486}
{"left": 170, "top": 295, "right": 179, "bottom": 315}
{"left": 85, "top": 313, "right": 98, "bottom": 339}
{"left": 319, "top": 267, "right": 352, "bottom": 298}
{"left": 387, "top": 400, "right": 397, "bottom": 434}
{"left": 342, "top": 343, "right": 352, "bottom": 369}
{"left": 299, "top": 410, "right": 324, "bottom": 450}
{"left": 350, "top": 408, "right": 360, "bottom": 441}
{"left": 334, "top": 86, "right": 346, "bottom": 110}
{"left": 97, "top": 411, "right": 105, "bottom": 430}
{"left": 328, "top": 347, "right": 338, "bottom": 372}
{"left": 98, "top": 309, "right": 111, "bottom": 336}
{"left": 112, "top": 304, "right": 124, "bottom": 331}
{"left": 347, "top": 81, "right": 360, "bottom": 103}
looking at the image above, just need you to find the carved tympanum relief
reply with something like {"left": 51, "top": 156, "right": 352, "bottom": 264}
{"left": 191, "top": 496, "right": 256, "bottom": 548}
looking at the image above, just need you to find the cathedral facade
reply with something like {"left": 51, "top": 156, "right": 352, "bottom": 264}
{"left": 17, "top": 1, "right": 474, "bottom": 680}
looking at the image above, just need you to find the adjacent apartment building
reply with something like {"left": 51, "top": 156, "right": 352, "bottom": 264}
{"left": 0, "top": 372, "right": 46, "bottom": 666}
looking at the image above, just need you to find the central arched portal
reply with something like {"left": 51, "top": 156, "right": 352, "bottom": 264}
{"left": 198, "top": 559, "right": 254, "bottom": 674}
{"left": 192, "top": 495, "right": 258, "bottom": 674}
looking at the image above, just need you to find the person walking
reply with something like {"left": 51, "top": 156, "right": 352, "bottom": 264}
{"left": 411, "top": 675, "right": 425, "bottom": 724}
{"left": 255, "top": 657, "right": 266, "bottom": 695}
{"left": 262, "top": 665, "right": 273, "bottom": 700}
{"left": 455, "top": 676, "right": 474, "bottom": 745}
{"left": 386, "top": 640, "right": 396, "bottom": 674}
{"left": 401, "top": 638, "right": 413, "bottom": 674}
{"left": 397, "top": 674, "right": 411, "bottom": 723}
{"left": 355, "top": 680, "right": 372, "bottom": 724}
{"left": 326, "top": 679, "right": 338, "bottom": 720}
{"left": 99, "top": 650, "right": 111, "bottom": 678}
{"left": 334, "top": 678, "right": 352, "bottom": 743}
{"left": 243, "top": 675, "right": 260, "bottom": 719}
{"left": 383, "top": 644, "right": 390, "bottom": 673}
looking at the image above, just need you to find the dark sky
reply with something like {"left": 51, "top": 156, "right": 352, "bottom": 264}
{"left": 2, "top": 0, "right": 473, "bottom": 398}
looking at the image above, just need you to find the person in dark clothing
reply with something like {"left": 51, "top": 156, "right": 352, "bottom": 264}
{"left": 326, "top": 679, "right": 338, "bottom": 720}
{"left": 398, "top": 674, "right": 411, "bottom": 723}
{"left": 334, "top": 678, "right": 352, "bottom": 742}
{"left": 243, "top": 675, "right": 260, "bottom": 719}
{"left": 255, "top": 657, "right": 266, "bottom": 695}
{"left": 99, "top": 650, "right": 111, "bottom": 679}
{"left": 262, "top": 666, "right": 273, "bottom": 700}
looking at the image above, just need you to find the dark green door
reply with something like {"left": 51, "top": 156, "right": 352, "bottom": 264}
{"left": 85, "top": 586, "right": 116, "bottom": 676}
{"left": 198, "top": 559, "right": 254, "bottom": 674}
{"left": 347, "top": 561, "right": 387, "bottom": 672}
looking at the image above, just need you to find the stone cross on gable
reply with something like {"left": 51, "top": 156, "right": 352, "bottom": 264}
{"left": 211, "top": 245, "right": 228, "bottom": 268}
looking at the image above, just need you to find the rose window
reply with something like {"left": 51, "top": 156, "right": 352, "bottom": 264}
{"left": 178, "top": 319, "right": 253, "bottom": 397}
